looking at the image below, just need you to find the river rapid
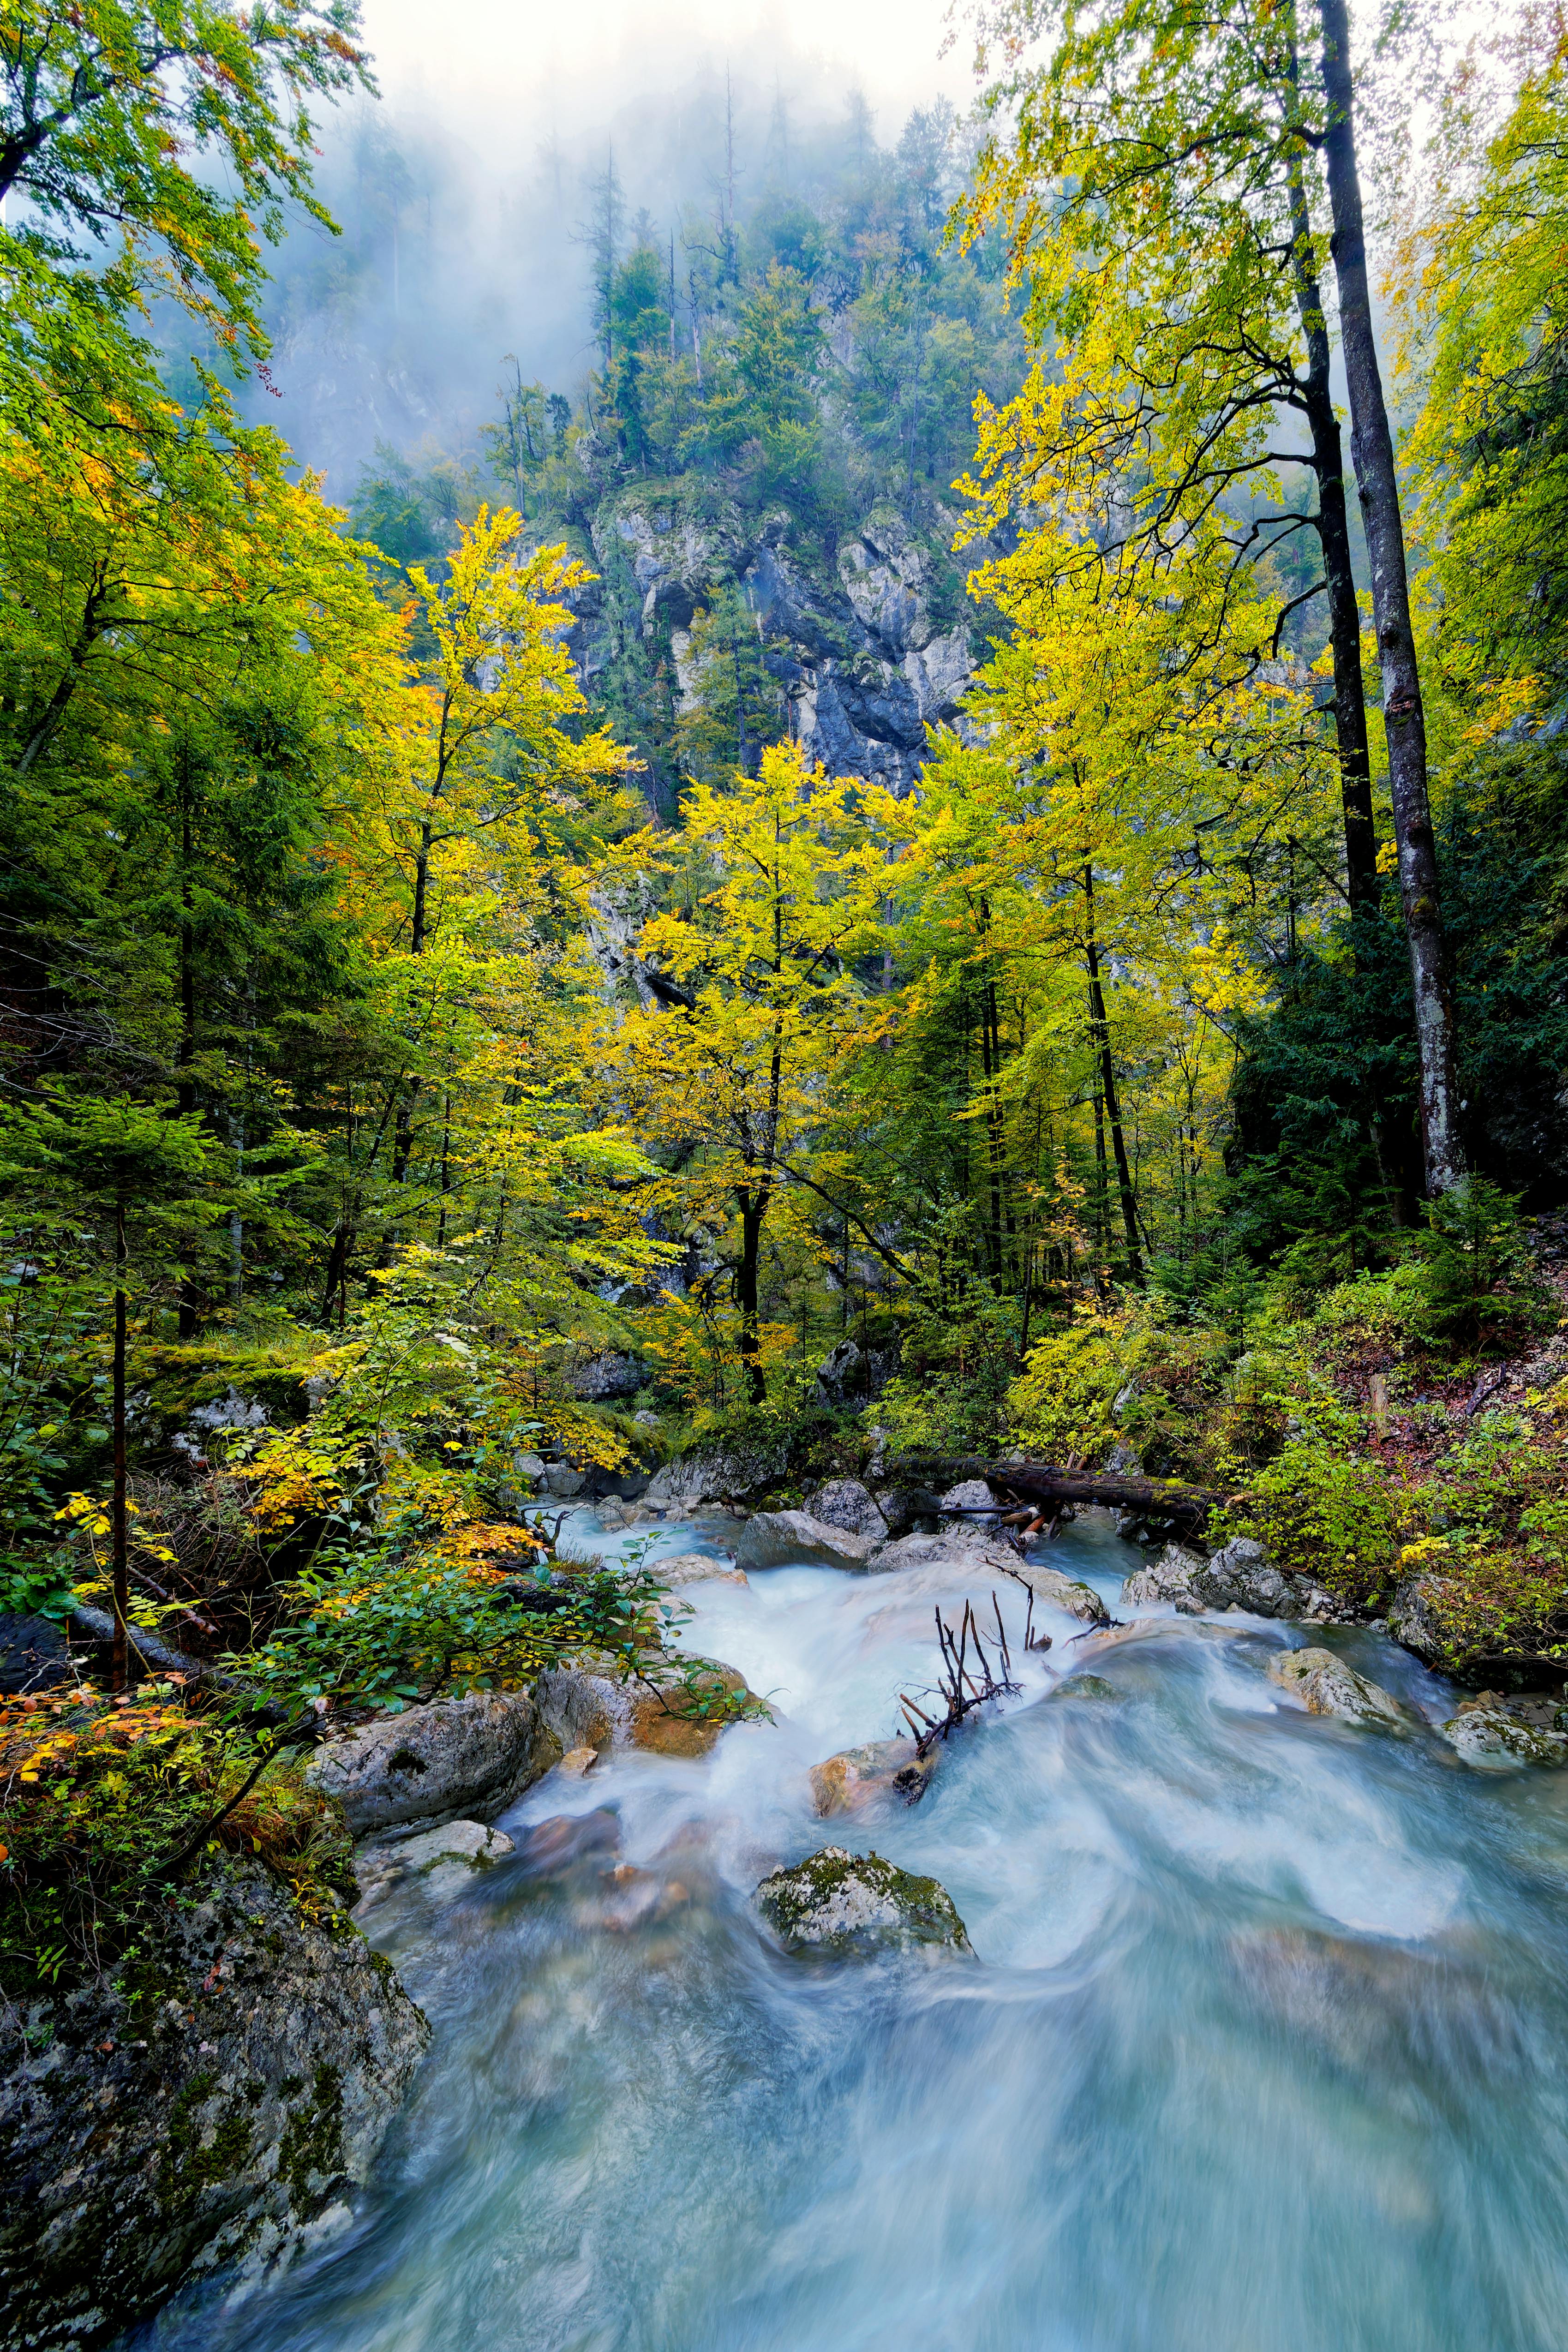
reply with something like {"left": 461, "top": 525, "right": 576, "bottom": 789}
{"left": 131, "top": 1510, "right": 1568, "bottom": 2352}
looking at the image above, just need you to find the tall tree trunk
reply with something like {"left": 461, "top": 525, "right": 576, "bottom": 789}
{"left": 1083, "top": 867, "right": 1144, "bottom": 1283}
{"left": 1317, "top": 0, "right": 1465, "bottom": 1193}
{"left": 177, "top": 768, "right": 199, "bottom": 1337}
{"left": 111, "top": 1199, "right": 129, "bottom": 1694}
{"left": 736, "top": 1187, "right": 767, "bottom": 1404}
{"left": 1284, "top": 155, "right": 1378, "bottom": 912}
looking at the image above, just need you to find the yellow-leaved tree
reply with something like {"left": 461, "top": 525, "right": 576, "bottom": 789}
{"left": 605, "top": 742, "right": 892, "bottom": 1403}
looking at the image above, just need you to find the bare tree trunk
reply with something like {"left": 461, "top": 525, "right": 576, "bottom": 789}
{"left": 1317, "top": 0, "right": 1464, "bottom": 1193}
{"left": 1083, "top": 867, "right": 1144, "bottom": 1282}
{"left": 112, "top": 1199, "right": 129, "bottom": 1694}
{"left": 1285, "top": 153, "right": 1378, "bottom": 912}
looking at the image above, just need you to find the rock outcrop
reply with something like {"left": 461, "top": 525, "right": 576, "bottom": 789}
{"left": 0, "top": 1863, "right": 428, "bottom": 2352}
{"left": 1121, "top": 1538, "right": 1339, "bottom": 1622}
{"left": 808, "top": 1738, "right": 936, "bottom": 1815}
{"left": 1387, "top": 1573, "right": 1448, "bottom": 1668}
{"left": 1267, "top": 1647, "right": 1406, "bottom": 1728}
{"left": 642, "top": 1439, "right": 787, "bottom": 1510}
{"left": 305, "top": 1690, "right": 561, "bottom": 1838}
{"left": 755, "top": 1847, "right": 972, "bottom": 1958}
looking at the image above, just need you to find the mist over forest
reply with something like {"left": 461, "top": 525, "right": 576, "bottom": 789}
{"left": 226, "top": 60, "right": 988, "bottom": 496}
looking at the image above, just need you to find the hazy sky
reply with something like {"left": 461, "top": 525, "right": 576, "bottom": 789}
{"left": 354, "top": 0, "right": 975, "bottom": 147}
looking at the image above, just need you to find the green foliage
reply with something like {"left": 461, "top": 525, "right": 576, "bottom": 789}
{"left": 1228, "top": 1441, "right": 1400, "bottom": 1609}
{"left": 0, "top": 1694, "right": 347, "bottom": 1999}
{"left": 1418, "top": 1177, "right": 1548, "bottom": 1349}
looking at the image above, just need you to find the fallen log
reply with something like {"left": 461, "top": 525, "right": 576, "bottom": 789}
{"left": 887, "top": 1453, "right": 1219, "bottom": 1537}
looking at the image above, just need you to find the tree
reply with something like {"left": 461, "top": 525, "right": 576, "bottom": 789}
{"left": 0, "top": 0, "right": 372, "bottom": 358}
{"left": 607, "top": 743, "right": 888, "bottom": 1402}
{"left": 958, "top": 0, "right": 1465, "bottom": 1193}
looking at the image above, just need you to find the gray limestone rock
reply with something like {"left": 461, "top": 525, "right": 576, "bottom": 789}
{"left": 806, "top": 1478, "right": 889, "bottom": 1540}
{"left": 353, "top": 1819, "right": 515, "bottom": 1907}
{"left": 648, "top": 1551, "right": 749, "bottom": 1589}
{"left": 1388, "top": 1573, "right": 1448, "bottom": 1669}
{"left": 734, "top": 1510, "right": 878, "bottom": 1572}
{"left": 0, "top": 1863, "right": 428, "bottom": 2352}
{"left": 1439, "top": 1703, "right": 1568, "bottom": 1768}
{"left": 642, "top": 1441, "right": 787, "bottom": 1510}
{"left": 1004, "top": 1561, "right": 1110, "bottom": 1626}
{"left": 755, "top": 1846, "right": 971, "bottom": 1958}
{"left": 305, "top": 1690, "right": 561, "bottom": 1837}
{"left": 1267, "top": 1646, "right": 1406, "bottom": 1728}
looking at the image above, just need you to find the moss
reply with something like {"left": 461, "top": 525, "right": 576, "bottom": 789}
{"left": 156, "top": 2072, "right": 256, "bottom": 2211}
{"left": 756, "top": 1845, "right": 970, "bottom": 1955}
{"left": 276, "top": 2061, "right": 344, "bottom": 2204}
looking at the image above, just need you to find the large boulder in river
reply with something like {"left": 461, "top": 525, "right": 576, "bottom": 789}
{"left": 1267, "top": 1646, "right": 1406, "bottom": 1728}
{"left": 755, "top": 1846, "right": 971, "bottom": 1957}
{"left": 1438, "top": 1701, "right": 1568, "bottom": 1768}
{"left": 643, "top": 1439, "right": 786, "bottom": 1509}
{"left": 306, "top": 1690, "right": 560, "bottom": 1837}
{"left": 806, "top": 1477, "right": 889, "bottom": 1539}
{"left": 628, "top": 1660, "right": 754, "bottom": 1757}
{"left": 735, "top": 1509, "right": 877, "bottom": 1571}
{"left": 0, "top": 1862, "right": 428, "bottom": 2352}
{"left": 808, "top": 1737, "right": 936, "bottom": 1815}
{"left": 1121, "top": 1543, "right": 1207, "bottom": 1613}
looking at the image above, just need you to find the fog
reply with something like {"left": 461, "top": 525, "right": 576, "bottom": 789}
{"left": 243, "top": 0, "right": 981, "bottom": 494}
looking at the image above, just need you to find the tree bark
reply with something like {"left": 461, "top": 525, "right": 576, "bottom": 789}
{"left": 1317, "top": 0, "right": 1465, "bottom": 1192}
{"left": 1083, "top": 866, "right": 1144, "bottom": 1281}
{"left": 1284, "top": 156, "right": 1378, "bottom": 912}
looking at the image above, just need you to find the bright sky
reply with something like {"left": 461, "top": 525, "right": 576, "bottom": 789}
{"left": 355, "top": 0, "right": 975, "bottom": 145}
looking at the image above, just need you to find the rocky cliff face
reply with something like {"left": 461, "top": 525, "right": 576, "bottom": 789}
{"left": 573, "top": 489, "right": 980, "bottom": 795}
{"left": 0, "top": 1863, "right": 428, "bottom": 2352}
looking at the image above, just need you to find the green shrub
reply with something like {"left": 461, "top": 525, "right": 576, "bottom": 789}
{"left": 1228, "top": 1440, "right": 1400, "bottom": 1607}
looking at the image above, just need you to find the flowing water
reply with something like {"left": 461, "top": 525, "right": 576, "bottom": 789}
{"left": 132, "top": 1511, "right": 1568, "bottom": 2352}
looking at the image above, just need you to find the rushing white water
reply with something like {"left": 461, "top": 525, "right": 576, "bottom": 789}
{"left": 132, "top": 1512, "right": 1568, "bottom": 2352}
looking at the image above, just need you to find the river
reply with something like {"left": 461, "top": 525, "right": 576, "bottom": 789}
{"left": 129, "top": 1509, "right": 1568, "bottom": 2352}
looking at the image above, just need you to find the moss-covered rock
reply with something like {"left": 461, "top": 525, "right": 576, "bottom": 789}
{"left": 755, "top": 1846, "right": 972, "bottom": 1958}
{"left": 0, "top": 1862, "right": 428, "bottom": 2352}
{"left": 1438, "top": 1701, "right": 1568, "bottom": 1769}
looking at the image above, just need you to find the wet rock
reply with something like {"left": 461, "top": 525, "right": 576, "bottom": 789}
{"left": 353, "top": 1819, "right": 515, "bottom": 1906}
{"left": 1051, "top": 1673, "right": 1123, "bottom": 1703}
{"left": 541, "top": 1463, "right": 586, "bottom": 1498}
{"left": 1200, "top": 1537, "right": 1301, "bottom": 1617}
{"left": 1121, "top": 1542, "right": 1207, "bottom": 1613}
{"left": 648, "top": 1551, "right": 749, "bottom": 1589}
{"left": 1005, "top": 1561, "right": 1109, "bottom": 1626}
{"left": 555, "top": 1745, "right": 599, "bottom": 1777}
{"left": 0, "top": 1863, "right": 428, "bottom": 2352}
{"left": 755, "top": 1846, "right": 972, "bottom": 1958}
{"left": 643, "top": 1440, "right": 786, "bottom": 1510}
{"left": 806, "top": 1477, "right": 889, "bottom": 1539}
{"left": 629, "top": 1661, "right": 752, "bottom": 1758}
{"left": 808, "top": 1737, "right": 936, "bottom": 1815}
{"left": 1122, "top": 1539, "right": 1340, "bottom": 1623}
{"left": 1438, "top": 1702, "right": 1568, "bottom": 1768}
{"left": 870, "top": 1483, "right": 945, "bottom": 1537}
{"left": 306, "top": 1691, "right": 560, "bottom": 1836}
{"left": 734, "top": 1509, "right": 877, "bottom": 1572}
{"left": 864, "top": 1524, "right": 1023, "bottom": 1579}
{"left": 1267, "top": 1647, "right": 1406, "bottom": 1728}
{"left": 534, "top": 1663, "right": 628, "bottom": 1756}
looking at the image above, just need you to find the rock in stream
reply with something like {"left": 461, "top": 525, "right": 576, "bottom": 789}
{"left": 755, "top": 1847, "right": 972, "bottom": 1958}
